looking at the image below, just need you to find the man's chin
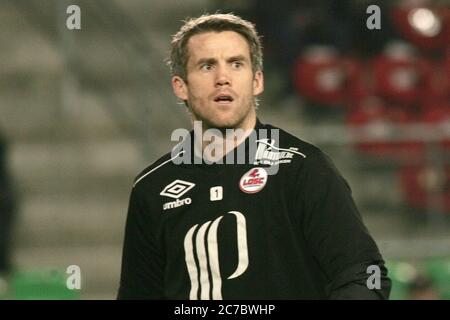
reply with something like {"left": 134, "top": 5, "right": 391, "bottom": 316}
{"left": 206, "top": 118, "right": 242, "bottom": 131}
{"left": 194, "top": 114, "right": 238, "bottom": 130}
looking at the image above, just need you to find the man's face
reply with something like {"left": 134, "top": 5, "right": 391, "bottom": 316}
{"left": 172, "top": 31, "right": 264, "bottom": 131}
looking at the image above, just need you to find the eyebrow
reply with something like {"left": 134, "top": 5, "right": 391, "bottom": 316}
{"left": 195, "top": 55, "right": 249, "bottom": 67}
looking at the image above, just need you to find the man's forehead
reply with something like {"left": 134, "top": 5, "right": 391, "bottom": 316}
{"left": 186, "top": 31, "right": 251, "bottom": 62}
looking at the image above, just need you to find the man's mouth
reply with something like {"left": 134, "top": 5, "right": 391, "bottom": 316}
{"left": 214, "top": 94, "right": 234, "bottom": 104}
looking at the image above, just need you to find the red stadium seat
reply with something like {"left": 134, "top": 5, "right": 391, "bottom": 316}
{"left": 371, "top": 43, "right": 430, "bottom": 106}
{"left": 421, "top": 59, "right": 450, "bottom": 109}
{"left": 399, "top": 164, "right": 450, "bottom": 213}
{"left": 347, "top": 97, "right": 424, "bottom": 160}
{"left": 421, "top": 105, "right": 450, "bottom": 151}
{"left": 293, "top": 46, "right": 347, "bottom": 106}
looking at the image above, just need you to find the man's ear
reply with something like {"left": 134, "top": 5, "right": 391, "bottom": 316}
{"left": 172, "top": 76, "right": 188, "bottom": 101}
{"left": 253, "top": 71, "right": 264, "bottom": 96}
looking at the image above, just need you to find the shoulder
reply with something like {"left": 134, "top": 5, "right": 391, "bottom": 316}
{"left": 132, "top": 149, "right": 184, "bottom": 189}
{"left": 262, "top": 122, "right": 330, "bottom": 165}
{"left": 259, "top": 122, "right": 343, "bottom": 185}
{"left": 263, "top": 124, "right": 352, "bottom": 197}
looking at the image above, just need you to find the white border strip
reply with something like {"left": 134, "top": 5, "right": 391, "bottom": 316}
{"left": 133, "top": 150, "right": 185, "bottom": 187}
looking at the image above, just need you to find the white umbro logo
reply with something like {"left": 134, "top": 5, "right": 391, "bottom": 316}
{"left": 160, "top": 180, "right": 195, "bottom": 199}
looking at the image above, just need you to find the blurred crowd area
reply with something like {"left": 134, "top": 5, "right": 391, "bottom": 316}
{"left": 0, "top": 0, "right": 449, "bottom": 299}
{"left": 388, "top": 258, "right": 450, "bottom": 300}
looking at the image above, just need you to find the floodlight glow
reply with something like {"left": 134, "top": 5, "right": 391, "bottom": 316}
{"left": 408, "top": 8, "right": 441, "bottom": 37}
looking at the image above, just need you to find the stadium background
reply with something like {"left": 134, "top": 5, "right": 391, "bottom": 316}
{"left": 0, "top": 0, "right": 449, "bottom": 299}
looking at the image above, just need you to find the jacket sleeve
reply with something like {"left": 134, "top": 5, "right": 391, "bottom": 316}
{"left": 299, "top": 150, "right": 391, "bottom": 299}
{"left": 117, "top": 185, "right": 165, "bottom": 299}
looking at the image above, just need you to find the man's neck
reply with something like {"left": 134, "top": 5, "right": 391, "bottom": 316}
{"left": 193, "top": 116, "right": 257, "bottom": 163}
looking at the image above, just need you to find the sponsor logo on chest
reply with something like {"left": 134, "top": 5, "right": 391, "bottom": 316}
{"left": 160, "top": 179, "right": 195, "bottom": 211}
{"left": 163, "top": 197, "right": 192, "bottom": 210}
{"left": 239, "top": 167, "right": 268, "bottom": 194}
{"left": 254, "top": 139, "right": 305, "bottom": 166}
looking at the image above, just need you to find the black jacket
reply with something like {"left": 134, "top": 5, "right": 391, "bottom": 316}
{"left": 118, "top": 119, "right": 391, "bottom": 299}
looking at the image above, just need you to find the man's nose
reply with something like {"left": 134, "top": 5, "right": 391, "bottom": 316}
{"left": 215, "top": 66, "right": 231, "bottom": 86}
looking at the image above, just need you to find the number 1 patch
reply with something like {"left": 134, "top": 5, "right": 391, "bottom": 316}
{"left": 210, "top": 186, "right": 223, "bottom": 201}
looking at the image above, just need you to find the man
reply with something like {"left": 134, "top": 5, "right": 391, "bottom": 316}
{"left": 117, "top": 13, "right": 391, "bottom": 299}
